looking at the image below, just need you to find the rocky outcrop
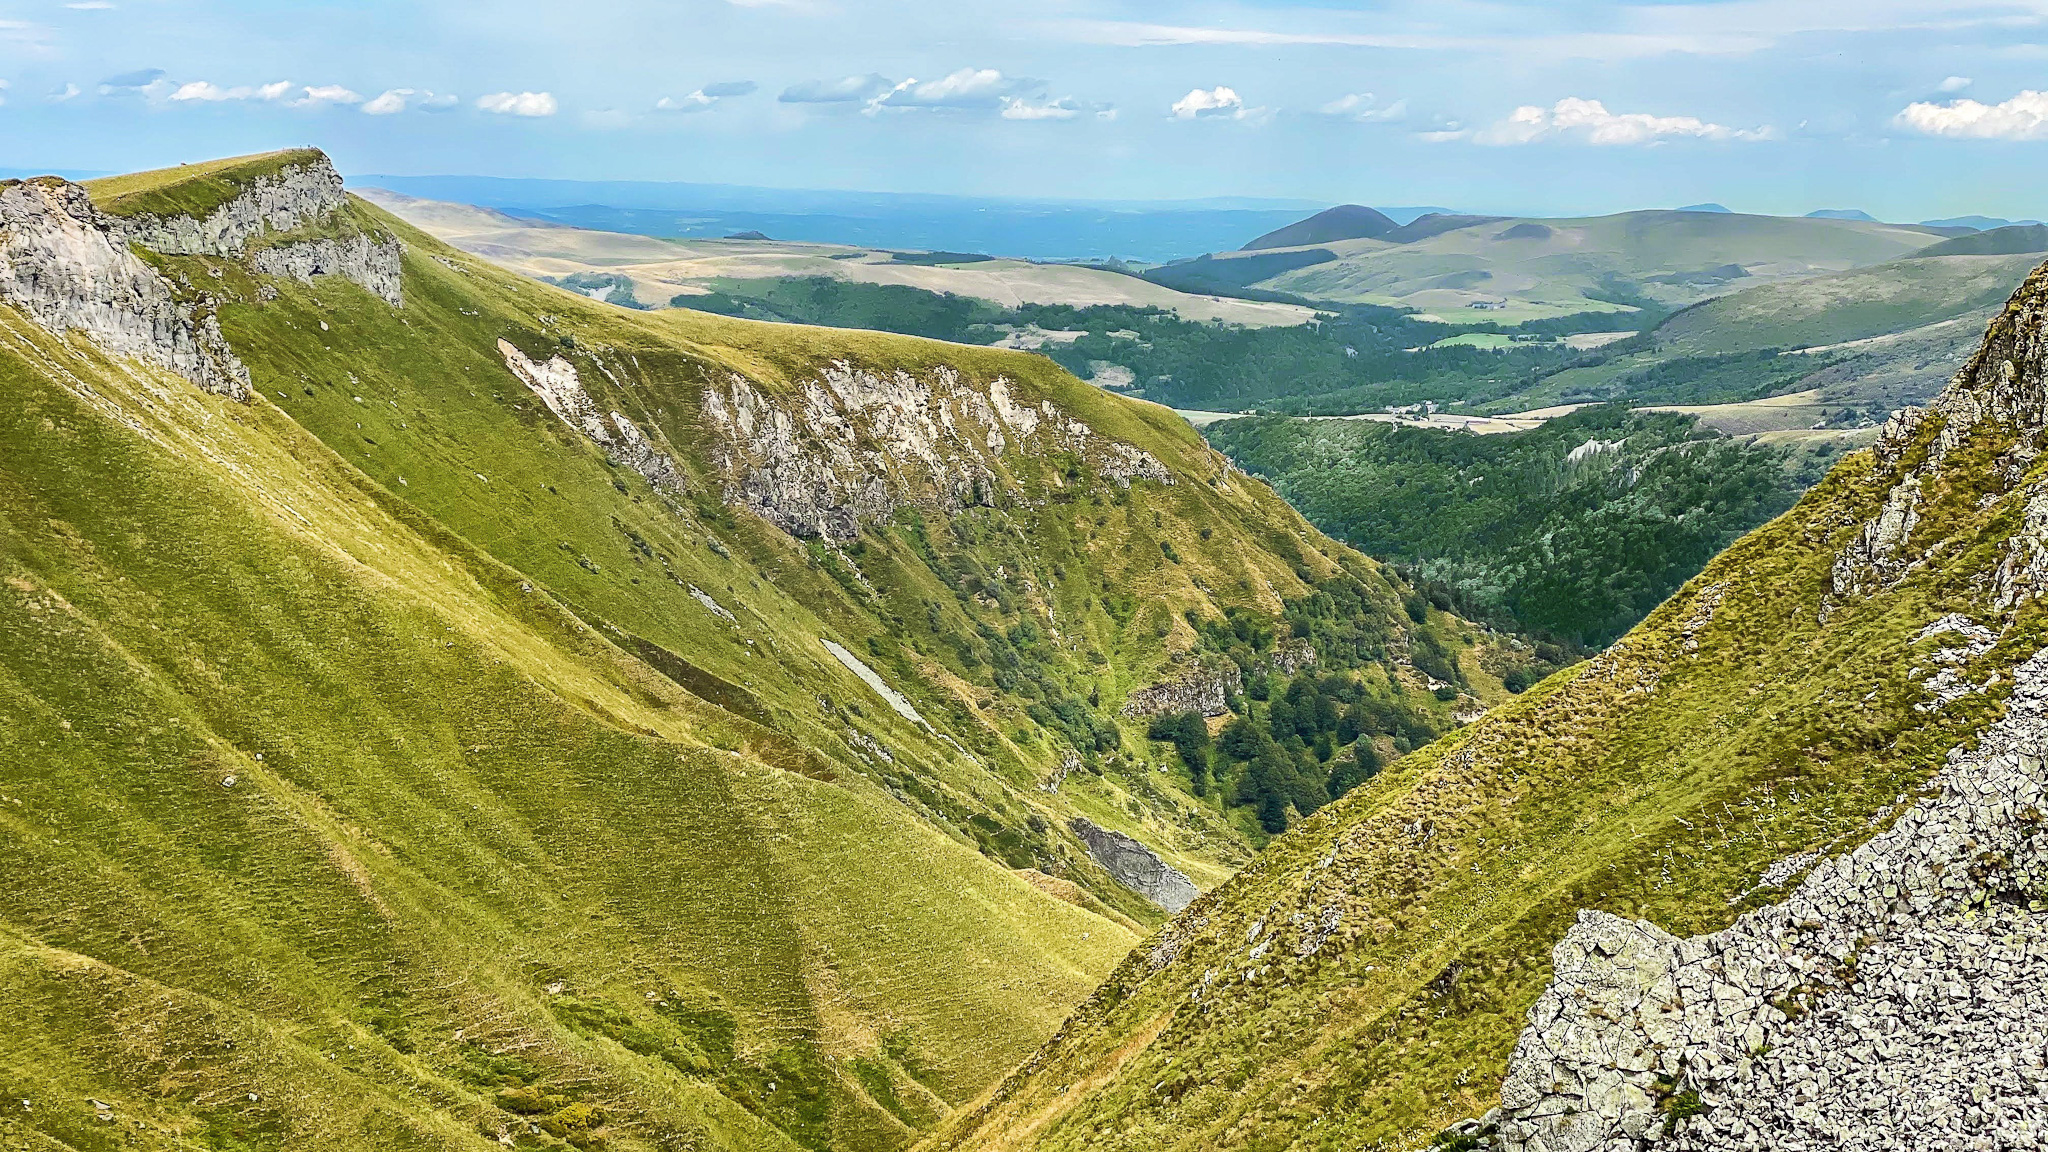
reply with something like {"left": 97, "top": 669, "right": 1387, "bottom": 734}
{"left": 700, "top": 363, "right": 1172, "bottom": 541}
{"left": 498, "top": 339, "right": 683, "bottom": 494}
{"left": 249, "top": 232, "right": 404, "bottom": 307}
{"left": 107, "top": 154, "right": 344, "bottom": 257}
{"left": 1266, "top": 639, "right": 1317, "bottom": 675}
{"left": 1071, "top": 818, "right": 1199, "bottom": 912}
{"left": 0, "top": 178, "right": 249, "bottom": 398}
{"left": 1473, "top": 643, "right": 2048, "bottom": 1152}
{"left": 1121, "top": 659, "right": 1242, "bottom": 718}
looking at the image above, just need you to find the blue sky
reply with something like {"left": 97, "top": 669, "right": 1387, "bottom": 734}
{"left": 5, "top": 0, "right": 2048, "bottom": 218}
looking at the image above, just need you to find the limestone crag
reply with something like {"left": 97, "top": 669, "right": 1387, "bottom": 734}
{"left": 1473, "top": 646, "right": 2048, "bottom": 1151}
{"left": 1070, "top": 818, "right": 1200, "bottom": 913}
{"left": 498, "top": 339, "right": 684, "bottom": 494}
{"left": 1121, "top": 659, "right": 1243, "bottom": 718}
{"left": 249, "top": 232, "right": 404, "bottom": 307}
{"left": 0, "top": 178, "right": 249, "bottom": 398}
{"left": 107, "top": 155, "right": 345, "bottom": 257}
{"left": 701, "top": 363, "right": 1172, "bottom": 540}
{"left": 1833, "top": 265, "right": 2048, "bottom": 606}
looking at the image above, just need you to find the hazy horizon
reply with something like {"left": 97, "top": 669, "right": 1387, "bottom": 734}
{"left": 5, "top": 1, "right": 2048, "bottom": 221}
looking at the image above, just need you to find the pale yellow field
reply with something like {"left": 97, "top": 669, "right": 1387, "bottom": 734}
{"left": 361, "top": 189, "right": 1317, "bottom": 327}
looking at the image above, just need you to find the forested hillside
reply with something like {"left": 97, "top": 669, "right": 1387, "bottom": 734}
{"left": 1207, "top": 407, "right": 1824, "bottom": 642}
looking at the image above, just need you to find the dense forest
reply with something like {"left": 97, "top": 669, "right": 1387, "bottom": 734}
{"left": 1142, "top": 573, "right": 1561, "bottom": 837}
{"left": 1207, "top": 406, "right": 1826, "bottom": 643}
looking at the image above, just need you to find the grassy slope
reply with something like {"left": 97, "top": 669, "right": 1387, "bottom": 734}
{"left": 86, "top": 149, "right": 327, "bottom": 219}
{"left": 0, "top": 157, "right": 1486, "bottom": 1151}
{"left": 1515, "top": 252, "right": 2038, "bottom": 419}
{"left": 1651, "top": 251, "right": 2043, "bottom": 355}
{"left": 1259, "top": 211, "right": 1943, "bottom": 317}
{"left": 924, "top": 271, "right": 2048, "bottom": 1150}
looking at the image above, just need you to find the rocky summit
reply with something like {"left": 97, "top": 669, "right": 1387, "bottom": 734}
{"left": 0, "top": 150, "right": 1486, "bottom": 1152}
{"left": 928, "top": 261, "right": 2048, "bottom": 1151}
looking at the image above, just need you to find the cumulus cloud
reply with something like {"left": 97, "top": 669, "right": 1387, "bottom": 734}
{"left": 0, "top": 80, "right": 9, "bottom": 107}
{"left": 1896, "top": 90, "right": 2048, "bottom": 139}
{"left": 1316, "top": 93, "right": 1408, "bottom": 123}
{"left": 1000, "top": 96, "right": 1082, "bottom": 121}
{"left": 1940, "top": 76, "right": 1973, "bottom": 93}
{"left": 871, "top": 68, "right": 1037, "bottom": 111}
{"left": 1475, "top": 97, "right": 1769, "bottom": 145}
{"left": 294, "top": 84, "right": 362, "bottom": 107}
{"left": 701, "top": 80, "right": 757, "bottom": 99}
{"left": 362, "top": 88, "right": 456, "bottom": 115}
{"left": 171, "top": 79, "right": 294, "bottom": 103}
{"left": 477, "top": 90, "right": 556, "bottom": 116}
{"left": 1171, "top": 86, "right": 1248, "bottom": 120}
{"left": 779, "top": 73, "right": 893, "bottom": 103}
{"left": 47, "top": 82, "right": 79, "bottom": 102}
{"left": 362, "top": 89, "right": 409, "bottom": 115}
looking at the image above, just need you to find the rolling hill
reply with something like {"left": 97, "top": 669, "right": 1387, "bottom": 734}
{"left": 358, "top": 190, "right": 1316, "bottom": 329}
{"left": 1172, "top": 208, "right": 1953, "bottom": 324}
{"left": 0, "top": 151, "right": 1495, "bottom": 1152}
{"left": 926, "top": 254, "right": 2048, "bottom": 1152}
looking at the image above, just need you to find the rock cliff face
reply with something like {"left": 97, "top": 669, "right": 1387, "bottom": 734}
{"left": 1070, "top": 818, "right": 1200, "bottom": 912}
{"left": 0, "top": 178, "right": 250, "bottom": 398}
{"left": 0, "top": 153, "right": 405, "bottom": 400}
{"left": 498, "top": 339, "right": 684, "bottom": 493}
{"left": 1121, "top": 659, "right": 1243, "bottom": 718}
{"left": 106, "top": 154, "right": 345, "bottom": 257}
{"left": 250, "top": 232, "right": 404, "bottom": 307}
{"left": 701, "top": 363, "right": 1172, "bottom": 540}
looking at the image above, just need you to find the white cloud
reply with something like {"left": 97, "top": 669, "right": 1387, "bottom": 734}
{"left": 360, "top": 88, "right": 454, "bottom": 115}
{"left": 1897, "top": 90, "right": 2048, "bottom": 140}
{"left": 872, "top": 68, "right": 1037, "bottom": 111}
{"left": 294, "top": 84, "right": 363, "bottom": 107}
{"left": 657, "top": 91, "right": 717, "bottom": 113}
{"left": 659, "top": 80, "right": 755, "bottom": 113}
{"left": 1475, "top": 97, "right": 1770, "bottom": 145}
{"left": 1171, "top": 86, "right": 1248, "bottom": 120}
{"left": 1940, "top": 76, "right": 1974, "bottom": 93}
{"left": 477, "top": 91, "right": 556, "bottom": 116}
{"left": 64, "top": 1, "right": 115, "bottom": 8}
{"left": 170, "top": 79, "right": 295, "bottom": 103}
{"left": 1317, "top": 93, "right": 1408, "bottom": 123}
{"left": 47, "top": 82, "right": 79, "bottom": 102}
{"left": 0, "top": 80, "right": 9, "bottom": 107}
{"left": 1000, "top": 96, "right": 1082, "bottom": 121}
{"left": 779, "top": 74, "right": 893, "bottom": 103}
{"left": 362, "top": 88, "right": 411, "bottom": 115}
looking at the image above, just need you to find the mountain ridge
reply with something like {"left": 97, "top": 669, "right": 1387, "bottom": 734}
{"left": 0, "top": 148, "right": 1500, "bottom": 1152}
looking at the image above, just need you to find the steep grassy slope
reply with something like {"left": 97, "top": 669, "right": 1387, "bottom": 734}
{"left": 0, "top": 152, "right": 1486, "bottom": 1152}
{"left": 924, "top": 265, "right": 2048, "bottom": 1149}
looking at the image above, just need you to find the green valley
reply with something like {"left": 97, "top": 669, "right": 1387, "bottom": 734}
{"left": 0, "top": 151, "right": 1495, "bottom": 1152}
